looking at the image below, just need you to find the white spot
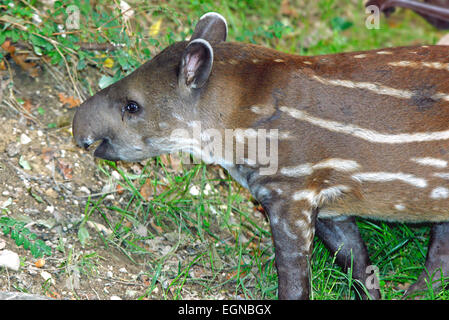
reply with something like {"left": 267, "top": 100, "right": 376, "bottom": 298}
{"left": 430, "top": 187, "right": 449, "bottom": 199}
{"left": 376, "top": 51, "right": 393, "bottom": 55}
{"left": 318, "top": 185, "right": 350, "bottom": 203}
{"left": 158, "top": 122, "right": 169, "bottom": 129}
{"left": 292, "top": 185, "right": 350, "bottom": 205}
{"left": 352, "top": 172, "right": 428, "bottom": 188}
{"left": 250, "top": 106, "right": 263, "bottom": 114}
{"left": 394, "top": 204, "right": 406, "bottom": 211}
{"left": 274, "top": 59, "right": 284, "bottom": 63}
{"left": 411, "top": 157, "right": 448, "bottom": 168}
{"left": 303, "top": 61, "right": 313, "bottom": 65}
{"left": 280, "top": 106, "right": 449, "bottom": 144}
{"left": 354, "top": 54, "right": 367, "bottom": 59}
{"left": 292, "top": 189, "right": 317, "bottom": 203}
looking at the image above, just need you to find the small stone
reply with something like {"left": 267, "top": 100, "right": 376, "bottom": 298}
{"left": 79, "top": 186, "right": 90, "bottom": 194}
{"left": 20, "top": 133, "right": 32, "bottom": 145}
{"left": 41, "top": 271, "right": 54, "bottom": 284}
{"left": 125, "top": 290, "right": 137, "bottom": 298}
{"left": 45, "top": 188, "right": 58, "bottom": 199}
{"left": 119, "top": 267, "right": 127, "bottom": 273}
{"left": 6, "top": 143, "right": 20, "bottom": 157}
{"left": 0, "top": 250, "right": 20, "bottom": 271}
{"left": 189, "top": 186, "right": 200, "bottom": 196}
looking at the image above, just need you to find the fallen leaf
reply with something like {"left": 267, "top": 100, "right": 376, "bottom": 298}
{"left": 438, "top": 33, "right": 449, "bottom": 45}
{"left": 116, "top": 184, "right": 124, "bottom": 194}
{"left": 103, "top": 57, "right": 114, "bottom": 68}
{"left": 22, "top": 99, "right": 34, "bottom": 113}
{"left": 19, "top": 156, "right": 31, "bottom": 170}
{"left": 120, "top": 0, "right": 135, "bottom": 22}
{"left": 150, "top": 217, "right": 163, "bottom": 234}
{"left": 1, "top": 40, "right": 39, "bottom": 77}
{"left": 58, "top": 92, "right": 80, "bottom": 108}
{"left": 149, "top": 18, "right": 162, "bottom": 36}
{"left": 57, "top": 160, "right": 73, "bottom": 179}
{"left": 140, "top": 179, "right": 153, "bottom": 200}
{"left": 280, "top": 0, "right": 298, "bottom": 17}
{"left": 34, "top": 258, "right": 45, "bottom": 268}
{"left": 41, "top": 147, "right": 56, "bottom": 163}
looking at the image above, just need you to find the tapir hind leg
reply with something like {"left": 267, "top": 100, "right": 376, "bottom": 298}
{"left": 315, "top": 216, "right": 381, "bottom": 300}
{"left": 404, "top": 222, "right": 449, "bottom": 298}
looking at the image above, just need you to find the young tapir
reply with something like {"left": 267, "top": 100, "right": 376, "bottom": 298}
{"left": 72, "top": 12, "right": 449, "bottom": 299}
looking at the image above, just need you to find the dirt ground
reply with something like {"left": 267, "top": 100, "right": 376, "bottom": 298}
{"left": 0, "top": 59, "right": 144, "bottom": 299}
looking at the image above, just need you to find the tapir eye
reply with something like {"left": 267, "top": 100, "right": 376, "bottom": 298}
{"left": 125, "top": 101, "right": 140, "bottom": 113}
{"left": 121, "top": 101, "right": 141, "bottom": 120}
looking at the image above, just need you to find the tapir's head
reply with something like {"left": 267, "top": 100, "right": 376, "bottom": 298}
{"left": 72, "top": 13, "right": 227, "bottom": 161}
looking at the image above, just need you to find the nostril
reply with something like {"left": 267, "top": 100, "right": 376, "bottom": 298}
{"left": 83, "top": 142, "right": 91, "bottom": 150}
{"left": 76, "top": 136, "right": 95, "bottom": 150}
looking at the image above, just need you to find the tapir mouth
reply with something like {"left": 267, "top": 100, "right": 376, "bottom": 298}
{"left": 93, "top": 139, "right": 121, "bottom": 161}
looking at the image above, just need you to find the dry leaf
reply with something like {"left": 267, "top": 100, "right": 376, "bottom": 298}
{"left": 34, "top": 258, "right": 45, "bottom": 268}
{"left": 57, "top": 160, "right": 73, "bottom": 180}
{"left": 280, "top": 0, "right": 298, "bottom": 17}
{"left": 103, "top": 57, "right": 114, "bottom": 68}
{"left": 120, "top": 0, "right": 135, "bottom": 22}
{"left": 150, "top": 217, "right": 163, "bottom": 234}
{"left": 22, "top": 99, "right": 34, "bottom": 112}
{"left": 140, "top": 178, "right": 154, "bottom": 200}
{"left": 58, "top": 92, "right": 81, "bottom": 108}
{"left": 41, "top": 147, "right": 56, "bottom": 163}
{"left": 149, "top": 19, "right": 162, "bottom": 36}
{"left": 116, "top": 184, "right": 124, "bottom": 194}
{"left": 1, "top": 40, "right": 39, "bottom": 77}
{"left": 438, "top": 33, "right": 449, "bottom": 45}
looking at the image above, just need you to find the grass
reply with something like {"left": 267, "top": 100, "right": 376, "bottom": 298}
{"left": 1, "top": 0, "right": 448, "bottom": 299}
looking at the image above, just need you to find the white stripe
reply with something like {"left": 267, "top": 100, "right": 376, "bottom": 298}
{"left": 280, "top": 164, "right": 313, "bottom": 177}
{"left": 313, "top": 158, "right": 360, "bottom": 172}
{"left": 311, "top": 74, "right": 449, "bottom": 102}
{"left": 410, "top": 157, "right": 448, "bottom": 168}
{"left": 352, "top": 172, "right": 428, "bottom": 188}
{"left": 433, "top": 172, "right": 449, "bottom": 180}
{"left": 280, "top": 106, "right": 449, "bottom": 144}
{"left": 281, "top": 159, "right": 360, "bottom": 177}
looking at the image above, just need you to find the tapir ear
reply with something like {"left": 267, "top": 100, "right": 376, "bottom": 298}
{"left": 191, "top": 12, "right": 228, "bottom": 42}
{"left": 178, "top": 39, "right": 213, "bottom": 90}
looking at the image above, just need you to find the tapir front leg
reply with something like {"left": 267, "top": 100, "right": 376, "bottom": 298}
{"left": 265, "top": 199, "right": 317, "bottom": 300}
{"left": 315, "top": 216, "right": 381, "bottom": 299}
